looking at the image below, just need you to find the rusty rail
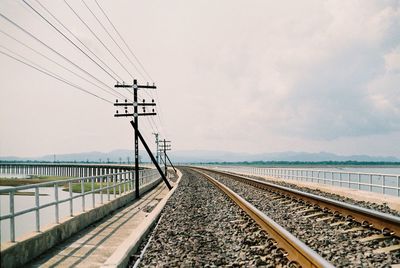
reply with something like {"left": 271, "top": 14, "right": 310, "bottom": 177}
{"left": 195, "top": 169, "right": 334, "bottom": 268}
{"left": 197, "top": 167, "right": 400, "bottom": 237}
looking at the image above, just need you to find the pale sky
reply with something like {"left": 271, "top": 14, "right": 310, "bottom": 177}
{"left": 0, "top": 0, "right": 399, "bottom": 158}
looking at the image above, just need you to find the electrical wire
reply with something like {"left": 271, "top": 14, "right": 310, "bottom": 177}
{"left": 0, "top": 47, "right": 113, "bottom": 104}
{"left": 63, "top": 0, "right": 133, "bottom": 81}
{"left": 32, "top": 0, "right": 124, "bottom": 83}
{"left": 0, "top": 29, "right": 123, "bottom": 100}
{"left": 82, "top": 0, "right": 146, "bottom": 81}
{"left": 2, "top": 2, "right": 166, "bottom": 144}
{"left": 138, "top": 89, "right": 166, "bottom": 136}
{"left": 0, "top": 11, "right": 129, "bottom": 101}
{"left": 135, "top": 97, "right": 160, "bottom": 135}
{"left": 95, "top": 0, "right": 160, "bottom": 129}
{"left": 94, "top": 0, "right": 154, "bottom": 82}
{"left": 22, "top": 0, "right": 120, "bottom": 83}
{"left": 93, "top": 0, "right": 167, "bottom": 137}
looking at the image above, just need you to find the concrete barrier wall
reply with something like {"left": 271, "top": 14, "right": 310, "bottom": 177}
{"left": 102, "top": 169, "right": 183, "bottom": 268}
{"left": 0, "top": 177, "right": 162, "bottom": 268}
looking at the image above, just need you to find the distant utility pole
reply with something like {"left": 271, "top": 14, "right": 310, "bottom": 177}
{"left": 152, "top": 133, "right": 159, "bottom": 164}
{"left": 114, "top": 79, "right": 172, "bottom": 198}
{"left": 159, "top": 139, "right": 176, "bottom": 176}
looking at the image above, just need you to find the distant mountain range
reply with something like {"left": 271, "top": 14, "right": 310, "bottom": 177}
{"left": 1, "top": 149, "right": 399, "bottom": 163}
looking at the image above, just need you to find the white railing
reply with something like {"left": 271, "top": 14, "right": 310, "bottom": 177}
{"left": 0, "top": 168, "right": 162, "bottom": 243}
{"left": 209, "top": 166, "right": 400, "bottom": 197}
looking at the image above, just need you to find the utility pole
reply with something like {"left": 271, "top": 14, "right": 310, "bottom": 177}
{"left": 114, "top": 80, "right": 172, "bottom": 198}
{"left": 158, "top": 140, "right": 176, "bottom": 174}
{"left": 152, "top": 133, "right": 159, "bottom": 164}
{"left": 159, "top": 139, "right": 171, "bottom": 177}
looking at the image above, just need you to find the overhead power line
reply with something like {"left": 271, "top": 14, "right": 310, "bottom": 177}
{"left": 22, "top": 0, "right": 120, "bottom": 82}
{"left": 0, "top": 29, "right": 122, "bottom": 100}
{"left": 94, "top": 0, "right": 154, "bottom": 82}
{"left": 93, "top": 0, "right": 164, "bottom": 135}
{"left": 0, "top": 47, "right": 112, "bottom": 104}
{"left": 82, "top": 0, "right": 146, "bottom": 81}
{"left": 93, "top": 0, "right": 165, "bottom": 137}
{"left": 63, "top": 0, "right": 134, "bottom": 81}
{"left": 1, "top": 1, "right": 164, "bottom": 137}
{"left": 32, "top": 0, "right": 125, "bottom": 82}
{"left": 0, "top": 11, "right": 128, "bottom": 100}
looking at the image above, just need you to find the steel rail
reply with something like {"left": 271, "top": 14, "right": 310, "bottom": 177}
{"left": 194, "top": 169, "right": 334, "bottom": 268}
{"left": 197, "top": 167, "right": 400, "bottom": 237}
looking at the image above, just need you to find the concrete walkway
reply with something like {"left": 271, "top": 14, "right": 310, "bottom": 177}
{"left": 26, "top": 183, "right": 170, "bottom": 268}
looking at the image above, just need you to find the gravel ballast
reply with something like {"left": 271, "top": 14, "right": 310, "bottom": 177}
{"left": 243, "top": 173, "right": 400, "bottom": 217}
{"left": 135, "top": 168, "right": 291, "bottom": 267}
{"left": 207, "top": 170, "right": 400, "bottom": 267}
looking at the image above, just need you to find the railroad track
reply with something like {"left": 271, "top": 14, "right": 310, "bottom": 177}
{"left": 193, "top": 167, "right": 400, "bottom": 267}
{"left": 194, "top": 169, "right": 333, "bottom": 268}
{"left": 137, "top": 167, "right": 300, "bottom": 267}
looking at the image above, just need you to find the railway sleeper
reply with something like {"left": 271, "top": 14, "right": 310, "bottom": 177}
{"left": 316, "top": 216, "right": 335, "bottom": 222}
{"left": 329, "top": 220, "right": 350, "bottom": 227}
{"left": 340, "top": 227, "right": 366, "bottom": 233}
{"left": 303, "top": 212, "right": 326, "bottom": 219}
{"left": 358, "top": 234, "right": 391, "bottom": 243}
{"left": 295, "top": 207, "right": 316, "bottom": 214}
{"left": 373, "top": 244, "right": 400, "bottom": 254}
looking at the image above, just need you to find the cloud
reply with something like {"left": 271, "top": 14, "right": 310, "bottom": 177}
{"left": 181, "top": 0, "right": 400, "bottom": 142}
{"left": 1, "top": 0, "right": 399, "bottom": 157}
